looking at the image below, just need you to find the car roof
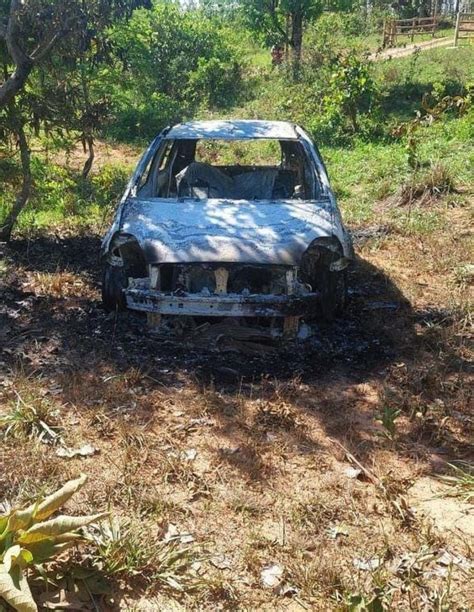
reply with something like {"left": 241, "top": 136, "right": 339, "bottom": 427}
{"left": 164, "top": 120, "right": 299, "bottom": 141}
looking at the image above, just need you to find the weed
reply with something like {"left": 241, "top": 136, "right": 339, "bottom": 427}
{"left": 1, "top": 391, "right": 62, "bottom": 443}
{"left": 90, "top": 517, "right": 202, "bottom": 592}
{"left": 395, "top": 163, "right": 456, "bottom": 207}
{"left": 288, "top": 553, "right": 343, "bottom": 601}
{"left": 0, "top": 474, "right": 107, "bottom": 612}
{"left": 254, "top": 399, "right": 301, "bottom": 430}
{"left": 378, "top": 406, "right": 401, "bottom": 440}
{"left": 342, "top": 590, "right": 387, "bottom": 611}
{"left": 453, "top": 264, "right": 474, "bottom": 288}
{"left": 90, "top": 518, "right": 152, "bottom": 577}
{"left": 436, "top": 461, "right": 474, "bottom": 502}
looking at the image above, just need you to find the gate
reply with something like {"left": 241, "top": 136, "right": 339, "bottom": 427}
{"left": 382, "top": 16, "right": 440, "bottom": 48}
{"left": 454, "top": 12, "right": 474, "bottom": 45}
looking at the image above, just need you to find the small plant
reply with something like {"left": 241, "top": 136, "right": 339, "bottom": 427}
{"left": 393, "top": 92, "right": 471, "bottom": 170}
{"left": 395, "top": 163, "right": 456, "bottom": 208}
{"left": 0, "top": 474, "right": 107, "bottom": 612}
{"left": 0, "top": 391, "right": 61, "bottom": 443}
{"left": 90, "top": 517, "right": 202, "bottom": 592}
{"left": 344, "top": 591, "right": 385, "bottom": 612}
{"left": 323, "top": 51, "right": 378, "bottom": 134}
{"left": 378, "top": 406, "right": 401, "bottom": 439}
{"left": 436, "top": 461, "right": 474, "bottom": 502}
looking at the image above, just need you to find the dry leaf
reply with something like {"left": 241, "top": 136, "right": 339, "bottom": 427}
{"left": 56, "top": 444, "right": 98, "bottom": 459}
{"left": 261, "top": 563, "right": 284, "bottom": 588}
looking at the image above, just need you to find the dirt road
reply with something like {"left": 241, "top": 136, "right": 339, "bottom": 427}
{"left": 369, "top": 36, "right": 454, "bottom": 61}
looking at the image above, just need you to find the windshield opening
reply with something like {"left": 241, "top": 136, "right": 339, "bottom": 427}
{"left": 137, "top": 138, "right": 318, "bottom": 201}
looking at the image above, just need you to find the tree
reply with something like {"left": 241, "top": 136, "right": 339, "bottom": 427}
{"left": 0, "top": 0, "right": 150, "bottom": 240}
{"left": 239, "top": 0, "right": 323, "bottom": 77}
{"left": 107, "top": 2, "right": 241, "bottom": 141}
{"left": 0, "top": 1, "right": 87, "bottom": 239}
{"left": 0, "top": 0, "right": 87, "bottom": 111}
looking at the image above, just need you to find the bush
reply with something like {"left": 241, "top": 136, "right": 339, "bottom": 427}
{"left": 109, "top": 93, "right": 183, "bottom": 143}
{"left": 321, "top": 51, "right": 379, "bottom": 136}
{"left": 106, "top": 1, "right": 243, "bottom": 141}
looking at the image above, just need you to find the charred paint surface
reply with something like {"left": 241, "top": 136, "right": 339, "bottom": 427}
{"left": 101, "top": 120, "right": 354, "bottom": 326}
{"left": 120, "top": 197, "right": 351, "bottom": 266}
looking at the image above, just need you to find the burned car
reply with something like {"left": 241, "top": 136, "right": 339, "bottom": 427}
{"left": 101, "top": 120, "right": 354, "bottom": 336}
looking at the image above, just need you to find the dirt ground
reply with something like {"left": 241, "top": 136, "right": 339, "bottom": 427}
{"left": 0, "top": 203, "right": 472, "bottom": 609}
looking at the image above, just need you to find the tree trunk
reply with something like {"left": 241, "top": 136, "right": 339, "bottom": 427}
{"left": 0, "top": 123, "right": 32, "bottom": 241}
{"left": 0, "top": 59, "right": 34, "bottom": 110}
{"left": 347, "top": 104, "right": 359, "bottom": 133}
{"left": 291, "top": 10, "right": 303, "bottom": 80}
{"left": 82, "top": 133, "right": 95, "bottom": 178}
{"left": 80, "top": 62, "right": 95, "bottom": 178}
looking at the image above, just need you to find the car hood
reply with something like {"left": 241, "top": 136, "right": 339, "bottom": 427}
{"left": 119, "top": 197, "right": 345, "bottom": 265}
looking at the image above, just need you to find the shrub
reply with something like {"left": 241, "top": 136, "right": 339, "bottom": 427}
{"left": 0, "top": 475, "right": 107, "bottom": 612}
{"left": 106, "top": 1, "right": 243, "bottom": 141}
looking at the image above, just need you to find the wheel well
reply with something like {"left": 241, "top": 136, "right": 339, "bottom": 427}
{"left": 108, "top": 234, "right": 147, "bottom": 278}
{"left": 299, "top": 237, "right": 345, "bottom": 289}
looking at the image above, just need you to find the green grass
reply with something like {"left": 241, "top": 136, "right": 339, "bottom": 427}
{"left": 0, "top": 158, "right": 130, "bottom": 233}
{"left": 376, "top": 46, "right": 474, "bottom": 121}
{"left": 323, "top": 109, "right": 473, "bottom": 228}
{"left": 1, "top": 46, "right": 473, "bottom": 236}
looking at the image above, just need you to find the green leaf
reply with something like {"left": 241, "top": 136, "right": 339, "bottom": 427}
{"left": 0, "top": 563, "right": 37, "bottom": 612}
{"left": 18, "top": 513, "right": 108, "bottom": 544}
{"left": 34, "top": 474, "right": 87, "bottom": 521}
{"left": 2, "top": 547, "right": 33, "bottom": 572}
{"left": 1, "top": 546, "right": 21, "bottom": 571}
{"left": 6, "top": 506, "right": 37, "bottom": 533}
{"left": 0, "top": 516, "right": 8, "bottom": 537}
{"left": 19, "top": 540, "right": 56, "bottom": 564}
{"left": 22, "top": 539, "right": 77, "bottom": 564}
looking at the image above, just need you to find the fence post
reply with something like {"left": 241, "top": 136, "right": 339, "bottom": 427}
{"left": 454, "top": 11, "right": 461, "bottom": 47}
{"left": 432, "top": 1, "right": 438, "bottom": 38}
{"left": 410, "top": 17, "right": 415, "bottom": 42}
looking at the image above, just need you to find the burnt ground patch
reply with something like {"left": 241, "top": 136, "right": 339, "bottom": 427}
{"left": 1, "top": 230, "right": 472, "bottom": 476}
{"left": 1, "top": 233, "right": 411, "bottom": 386}
{"left": 2, "top": 231, "right": 470, "bottom": 466}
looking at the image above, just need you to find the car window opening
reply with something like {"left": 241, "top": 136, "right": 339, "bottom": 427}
{"left": 137, "top": 138, "right": 319, "bottom": 201}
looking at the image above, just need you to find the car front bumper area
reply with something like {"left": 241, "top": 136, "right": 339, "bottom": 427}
{"left": 125, "top": 288, "right": 320, "bottom": 318}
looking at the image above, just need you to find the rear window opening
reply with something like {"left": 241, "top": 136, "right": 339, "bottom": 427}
{"left": 137, "top": 138, "right": 319, "bottom": 201}
{"left": 195, "top": 139, "right": 281, "bottom": 166}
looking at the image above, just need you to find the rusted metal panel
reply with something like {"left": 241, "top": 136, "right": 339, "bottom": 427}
{"left": 125, "top": 288, "right": 320, "bottom": 318}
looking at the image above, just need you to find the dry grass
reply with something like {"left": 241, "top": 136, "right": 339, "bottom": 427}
{"left": 0, "top": 187, "right": 472, "bottom": 609}
{"left": 394, "top": 162, "right": 457, "bottom": 208}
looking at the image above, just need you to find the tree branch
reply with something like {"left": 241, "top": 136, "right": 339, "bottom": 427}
{"left": 30, "top": 31, "right": 63, "bottom": 62}
{"left": 0, "top": 1, "right": 74, "bottom": 109}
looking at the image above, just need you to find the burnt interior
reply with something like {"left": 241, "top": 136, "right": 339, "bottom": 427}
{"left": 137, "top": 138, "right": 319, "bottom": 201}
{"left": 159, "top": 263, "right": 289, "bottom": 295}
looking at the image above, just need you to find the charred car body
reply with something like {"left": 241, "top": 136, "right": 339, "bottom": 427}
{"left": 101, "top": 120, "right": 354, "bottom": 336}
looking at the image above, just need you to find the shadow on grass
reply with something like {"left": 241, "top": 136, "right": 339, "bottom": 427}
{"left": 1, "top": 233, "right": 471, "bottom": 483}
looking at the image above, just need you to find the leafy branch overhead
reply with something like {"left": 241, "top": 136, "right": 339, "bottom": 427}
{"left": 0, "top": 0, "right": 78, "bottom": 109}
{"left": 0, "top": 474, "right": 107, "bottom": 612}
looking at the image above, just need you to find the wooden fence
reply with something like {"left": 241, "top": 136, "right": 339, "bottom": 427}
{"left": 382, "top": 16, "right": 440, "bottom": 48}
{"left": 454, "top": 12, "right": 474, "bottom": 45}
